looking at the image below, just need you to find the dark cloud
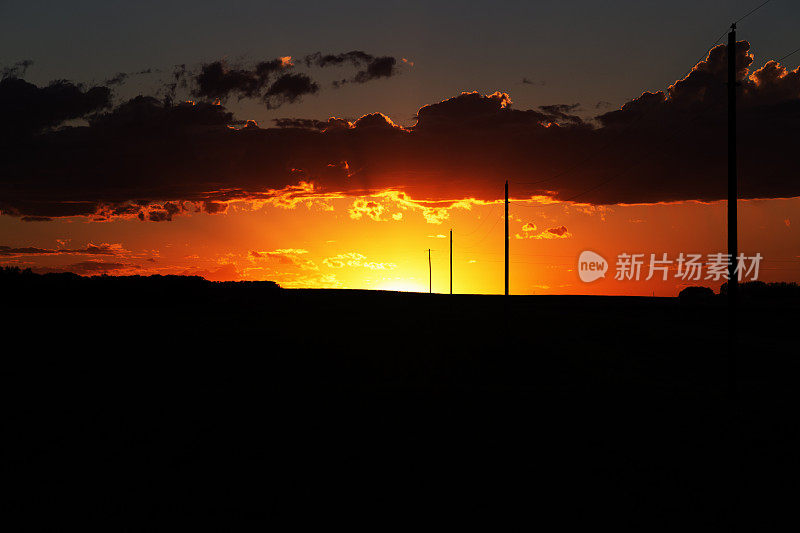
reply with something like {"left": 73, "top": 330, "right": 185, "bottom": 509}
{"left": 65, "top": 261, "right": 135, "bottom": 274}
{"left": 104, "top": 68, "right": 155, "bottom": 87}
{"left": 264, "top": 73, "right": 319, "bottom": 109}
{"left": 352, "top": 56, "right": 396, "bottom": 83}
{"left": 0, "top": 95, "right": 234, "bottom": 219}
{"left": 90, "top": 95, "right": 233, "bottom": 128}
{"left": 189, "top": 52, "right": 399, "bottom": 106}
{"left": 538, "top": 103, "right": 582, "bottom": 123}
{"left": 522, "top": 78, "right": 545, "bottom": 86}
{"left": 2, "top": 59, "right": 34, "bottom": 79}
{"left": 413, "top": 91, "right": 519, "bottom": 129}
{"left": 134, "top": 201, "right": 190, "bottom": 222}
{"left": 274, "top": 118, "right": 330, "bottom": 130}
{"left": 305, "top": 51, "right": 398, "bottom": 86}
{"left": 305, "top": 51, "right": 375, "bottom": 68}
{"left": 10, "top": 260, "right": 137, "bottom": 276}
{"left": 0, "top": 76, "right": 112, "bottom": 137}
{"left": 194, "top": 59, "right": 290, "bottom": 100}
{"left": 105, "top": 72, "right": 128, "bottom": 86}
{"left": 0, "top": 243, "right": 121, "bottom": 256}
{"left": 0, "top": 41, "right": 797, "bottom": 221}
{"left": 146, "top": 211, "right": 171, "bottom": 222}
{"left": 202, "top": 201, "right": 227, "bottom": 214}
{"left": 539, "top": 103, "right": 579, "bottom": 113}
{"left": 353, "top": 112, "right": 401, "bottom": 130}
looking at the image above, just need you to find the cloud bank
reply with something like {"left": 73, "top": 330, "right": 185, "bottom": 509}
{"left": 0, "top": 41, "right": 798, "bottom": 222}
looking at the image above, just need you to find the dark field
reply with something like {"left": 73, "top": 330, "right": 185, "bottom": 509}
{"left": 4, "top": 274, "right": 798, "bottom": 528}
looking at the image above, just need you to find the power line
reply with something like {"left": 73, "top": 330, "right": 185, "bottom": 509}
{"left": 513, "top": 19, "right": 782, "bottom": 205}
{"left": 459, "top": 202, "right": 502, "bottom": 238}
{"left": 512, "top": 27, "right": 736, "bottom": 193}
{"left": 452, "top": 2, "right": 789, "bottom": 292}
{"left": 461, "top": 214, "right": 502, "bottom": 251}
{"left": 512, "top": 1, "right": 780, "bottom": 195}
{"left": 776, "top": 47, "right": 800, "bottom": 62}
{"left": 734, "top": 0, "right": 774, "bottom": 24}
{"left": 563, "top": 6, "right": 795, "bottom": 205}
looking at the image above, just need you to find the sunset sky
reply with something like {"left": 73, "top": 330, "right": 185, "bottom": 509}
{"left": 1, "top": 0, "right": 798, "bottom": 295}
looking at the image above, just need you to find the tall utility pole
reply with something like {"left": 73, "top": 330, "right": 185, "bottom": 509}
{"left": 449, "top": 229, "right": 453, "bottom": 295}
{"left": 505, "top": 180, "right": 509, "bottom": 296}
{"left": 428, "top": 248, "right": 432, "bottom": 294}
{"left": 727, "top": 24, "right": 739, "bottom": 400}
{"left": 728, "top": 24, "right": 739, "bottom": 301}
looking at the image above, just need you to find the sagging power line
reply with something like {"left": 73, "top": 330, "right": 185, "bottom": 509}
{"left": 427, "top": 0, "right": 786, "bottom": 299}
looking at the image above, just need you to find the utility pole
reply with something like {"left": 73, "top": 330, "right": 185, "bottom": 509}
{"left": 449, "top": 229, "right": 453, "bottom": 295}
{"left": 505, "top": 180, "right": 509, "bottom": 296}
{"left": 728, "top": 24, "right": 739, "bottom": 301}
{"left": 428, "top": 248, "right": 432, "bottom": 294}
{"left": 727, "top": 24, "right": 739, "bottom": 400}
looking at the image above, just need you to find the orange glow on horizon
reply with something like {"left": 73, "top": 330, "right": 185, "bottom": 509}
{"left": 2, "top": 191, "right": 797, "bottom": 297}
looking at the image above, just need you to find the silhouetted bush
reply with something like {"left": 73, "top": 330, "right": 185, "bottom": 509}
{"left": 719, "top": 280, "right": 800, "bottom": 299}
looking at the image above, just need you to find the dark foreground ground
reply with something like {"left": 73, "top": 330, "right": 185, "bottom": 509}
{"left": 3, "top": 274, "right": 798, "bottom": 528}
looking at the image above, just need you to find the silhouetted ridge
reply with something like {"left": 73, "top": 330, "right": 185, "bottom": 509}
{"left": 0, "top": 266, "right": 280, "bottom": 307}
